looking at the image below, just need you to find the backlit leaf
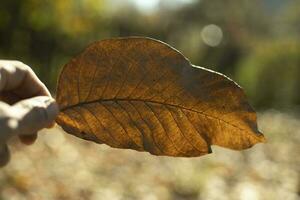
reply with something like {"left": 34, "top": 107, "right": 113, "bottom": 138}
{"left": 55, "top": 37, "right": 265, "bottom": 157}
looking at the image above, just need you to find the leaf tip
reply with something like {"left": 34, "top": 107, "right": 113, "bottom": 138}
{"left": 257, "top": 133, "right": 267, "bottom": 143}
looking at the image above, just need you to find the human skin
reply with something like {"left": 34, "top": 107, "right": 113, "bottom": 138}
{"left": 0, "top": 60, "right": 59, "bottom": 167}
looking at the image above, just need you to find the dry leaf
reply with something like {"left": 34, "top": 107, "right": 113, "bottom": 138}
{"left": 55, "top": 37, "right": 265, "bottom": 157}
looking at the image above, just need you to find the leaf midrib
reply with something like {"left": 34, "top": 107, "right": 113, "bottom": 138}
{"left": 60, "top": 98, "right": 251, "bottom": 133}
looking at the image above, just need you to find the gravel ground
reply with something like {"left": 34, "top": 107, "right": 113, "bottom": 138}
{"left": 0, "top": 110, "right": 299, "bottom": 200}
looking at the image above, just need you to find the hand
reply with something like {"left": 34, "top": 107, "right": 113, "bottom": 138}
{"left": 0, "top": 60, "right": 59, "bottom": 167}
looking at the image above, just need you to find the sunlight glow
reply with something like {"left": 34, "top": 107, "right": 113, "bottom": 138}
{"left": 129, "top": 0, "right": 196, "bottom": 12}
{"left": 132, "top": 0, "right": 160, "bottom": 11}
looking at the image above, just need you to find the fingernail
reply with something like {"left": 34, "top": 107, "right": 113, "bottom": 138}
{"left": 43, "top": 97, "right": 55, "bottom": 106}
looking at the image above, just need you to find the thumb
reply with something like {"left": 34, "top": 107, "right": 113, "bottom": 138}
{"left": 12, "top": 96, "right": 59, "bottom": 135}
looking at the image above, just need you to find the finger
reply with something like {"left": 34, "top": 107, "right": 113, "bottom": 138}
{"left": 0, "top": 101, "right": 18, "bottom": 142}
{"left": 12, "top": 96, "right": 59, "bottom": 135}
{"left": 0, "top": 60, "right": 51, "bottom": 99}
{"left": 19, "top": 133, "right": 38, "bottom": 145}
{"left": 0, "top": 144, "right": 10, "bottom": 167}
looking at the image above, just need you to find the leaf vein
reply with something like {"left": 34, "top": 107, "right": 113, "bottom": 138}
{"left": 128, "top": 101, "right": 163, "bottom": 154}
{"left": 83, "top": 105, "right": 121, "bottom": 146}
{"left": 164, "top": 105, "right": 204, "bottom": 154}
{"left": 145, "top": 102, "right": 183, "bottom": 155}
{"left": 101, "top": 102, "right": 140, "bottom": 148}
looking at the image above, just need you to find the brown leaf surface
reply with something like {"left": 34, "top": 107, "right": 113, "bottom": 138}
{"left": 55, "top": 37, "right": 265, "bottom": 157}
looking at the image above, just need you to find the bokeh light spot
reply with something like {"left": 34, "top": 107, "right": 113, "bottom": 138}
{"left": 201, "top": 24, "right": 223, "bottom": 47}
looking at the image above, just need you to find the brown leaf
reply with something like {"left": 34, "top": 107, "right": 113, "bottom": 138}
{"left": 55, "top": 37, "right": 265, "bottom": 157}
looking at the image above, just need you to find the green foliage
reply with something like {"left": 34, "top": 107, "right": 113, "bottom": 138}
{"left": 0, "top": 0, "right": 108, "bottom": 89}
{"left": 236, "top": 39, "right": 300, "bottom": 108}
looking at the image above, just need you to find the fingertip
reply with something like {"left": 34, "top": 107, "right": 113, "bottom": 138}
{"left": 12, "top": 96, "right": 59, "bottom": 134}
{"left": 45, "top": 99, "right": 59, "bottom": 124}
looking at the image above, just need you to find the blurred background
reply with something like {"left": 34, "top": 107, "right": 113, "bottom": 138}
{"left": 0, "top": 0, "right": 299, "bottom": 199}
